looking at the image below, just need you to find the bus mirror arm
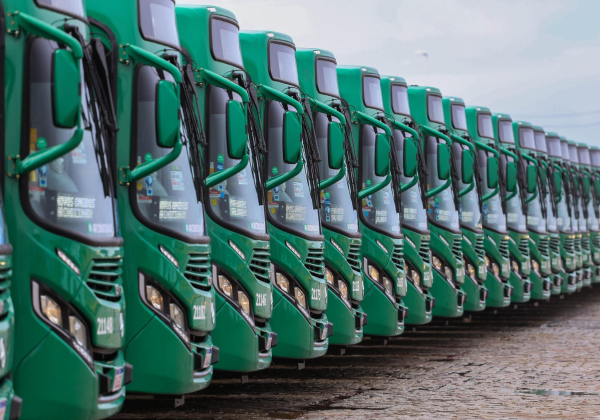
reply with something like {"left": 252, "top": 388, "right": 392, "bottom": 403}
{"left": 358, "top": 174, "right": 392, "bottom": 199}
{"left": 266, "top": 158, "right": 304, "bottom": 191}
{"left": 15, "top": 13, "right": 83, "bottom": 58}
{"left": 10, "top": 128, "right": 84, "bottom": 177}
{"left": 257, "top": 85, "right": 303, "bottom": 115}
{"left": 205, "top": 152, "right": 250, "bottom": 189}
{"left": 121, "top": 141, "right": 183, "bottom": 185}
{"left": 319, "top": 162, "right": 346, "bottom": 191}
{"left": 400, "top": 175, "right": 418, "bottom": 193}
{"left": 200, "top": 69, "right": 249, "bottom": 103}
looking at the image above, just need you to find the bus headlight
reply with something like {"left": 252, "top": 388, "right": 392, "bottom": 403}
{"left": 484, "top": 255, "right": 490, "bottom": 267}
{"left": 531, "top": 259, "right": 540, "bottom": 275}
{"left": 367, "top": 264, "right": 380, "bottom": 282}
{"left": 411, "top": 270, "right": 421, "bottom": 286}
{"left": 338, "top": 280, "right": 349, "bottom": 299}
{"left": 511, "top": 260, "right": 520, "bottom": 274}
{"left": 325, "top": 268, "right": 335, "bottom": 285}
{"left": 238, "top": 290, "right": 251, "bottom": 316}
{"left": 492, "top": 263, "right": 500, "bottom": 277}
{"left": 294, "top": 288, "right": 307, "bottom": 309}
{"left": 169, "top": 303, "right": 186, "bottom": 331}
{"left": 383, "top": 277, "right": 393, "bottom": 295}
{"left": 41, "top": 295, "right": 62, "bottom": 327}
{"left": 276, "top": 273, "right": 290, "bottom": 293}
{"left": 217, "top": 275, "right": 234, "bottom": 298}
{"left": 432, "top": 256, "right": 443, "bottom": 271}
{"left": 467, "top": 263, "right": 476, "bottom": 279}
{"left": 69, "top": 315, "right": 89, "bottom": 349}
{"left": 145, "top": 285, "right": 164, "bottom": 311}
{"left": 444, "top": 266, "right": 453, "bottom": 281}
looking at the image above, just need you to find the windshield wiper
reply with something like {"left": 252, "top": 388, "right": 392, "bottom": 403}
{"left": 333, "top": 98, "right": 359, "bottom": 211}
{"left": 164, "top": 52, "right": 205, "bottom": 203}
{"left": 462, "top": 133, "right": 484, "bottom": 212}
{"left": 232, "top": 71, "right": 268, "bottom": 208}
{"left": 381, "top": 115, "right": 402, "bottom": 215}
{"left": 298, "top": 93, "right": 322, "bottom": 210}
{"left": 542, "top": 156, "right": 556, "bottom": 218}
{"left": 514, "top": 149, "right": 529, "bottom": 218}
{"left": 440, "top": 128, "right": 460, "bottom": 211}
{"left": 66, "top": 24, "right": 117, "bottom": 199}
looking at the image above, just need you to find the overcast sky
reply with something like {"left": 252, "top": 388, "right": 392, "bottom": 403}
{"left": 180, "top": 0, "right": 600, "bottom": 146}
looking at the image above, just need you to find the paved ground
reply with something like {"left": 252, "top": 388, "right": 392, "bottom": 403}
{"left": 115, "top": 287, "right": 600, "bottom": 419}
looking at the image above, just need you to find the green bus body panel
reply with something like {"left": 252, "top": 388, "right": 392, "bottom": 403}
{"left": 408, "top": 86, "right": 466, "bottom": 317}
{"left": 296, "top": 48, "right": 365, "bottom": 345}
{"left": 442, "top": 95, "right": 488, "bottom": 312}
{"left": 176, "top": 5, "right": 275, "bottom": 373}
{"left": 240, "top": 30, "right": 329, "bottom": 359}
{"left": 3, "top": 2, "right": 125, "bottom": 418}
{"left": 337, "top": 65, "right": 407, "bottom": 336}
{"left": 381, "top": 75, "right": 434, "bottom": 324}
{"left": 86, "top": 0, "right": 215, "bottom": 395}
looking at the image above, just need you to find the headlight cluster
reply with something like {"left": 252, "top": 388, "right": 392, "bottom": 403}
{"left": 213, "top": 267, "right": 254, "bottom": 326}
{"left": 432, "top": 255, "right": 454, "bottom": 283}
{"left": 531, "top": 259, "right": 540, "bottom": 275}
{"left": 364, "top": 258, "right": 395, "bottom": 300}
{"left": 33, "top": 281, "right": 93, "bottom": 367}
{"left": 325, "top": 267, "right": 351, "bottom": 308}
{"left": 140, "top": 273, "right": 191, "bottom": 346}
{"left": 466, "top": 261, "right": 476, "bottom": 279}
{"left": 511, "top": 259, "right": 520, "bottom": 276}
{"left": 275, "top": 269, "right": 310, "bottom": 318}
{"left": 404, "top": 262, "right": 421, "bottom": 288}
{"left": 485, "top": 254, "right": 501, "bottom": 278}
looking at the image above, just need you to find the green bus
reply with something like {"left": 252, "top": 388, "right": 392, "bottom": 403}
{"left": 240, "top": 31, "right": 332, "bottom": 361}
{"left": 409, "top": 86, "right": 467, "bottom": 317}
{"left": 87, "top": 0, "right": 218, "bottom": 394}
{"left": 442, "top": 96, "right": 488, "bottom": 312}
{"left": 337, "top": 65, "right": 408, "bottom": 336}
{"left": 588, "top": 145, "right": 600, "bottom": 282}
{"left": 297, "top": 48, "right": 368, "bottom": 346}
{"left": 7, "top": 0, "right": 129, "bottom": 417}
{"left": 465, "top": 106, "right": 513, "bottom": 307}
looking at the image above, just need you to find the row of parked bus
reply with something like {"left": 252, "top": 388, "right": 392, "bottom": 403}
{"left": 0, "top": 0, "right": 596, "bottom": 419}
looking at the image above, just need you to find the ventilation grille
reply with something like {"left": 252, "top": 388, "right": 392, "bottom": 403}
{"left": 451, "top": 237, "right": 463, "bottom": 262}
{"left": 250, "top": 248, "right": 271, "bottom": 283}
{"left": 475, "top": 236, "right": 485, "bottom": 259}
{"left": 536, "top": 236, "right": 549, "bottom": 258}
{"left": 563, "top": 236, "right": 574, "bottom": 254}
{"left": 347, "top": 242, "right": 361, "bottom": 273}
{"left": 574, "top": 236, "right": 582, "bottom": 253}
{"left": 392, "top": 242, "right": 404, "bottom": 272}
{"left": 305, "top": 247, "right": 325, "bottom": 279}
{"left": 87, "top": 257, "right": 123, "bottom": 302}
{"left": 0, "top": 264, "right": 11, "bottom": 292}
{"left": 419, "top": 237, "right": 430, "bottom": 264}
{"left": 550, "top": 236, "right": 561, "bottom": 254}
{"left": 581, "top": 235, "right": 590, "bottom": 252}
{"left": 593, "top": 235, "right": 600, "bottom": 249}
{"left": 499, "top": 238, "right": 509, "bottom": 260}
{"left": 184, "top": 253, "right": 211, "bottom": 289}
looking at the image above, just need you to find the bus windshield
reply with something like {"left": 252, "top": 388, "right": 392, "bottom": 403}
{"left": 269, "top": 42, "right": 299, "bottom": 86}
{"left": 534, "top": 131, "right": 547, "bottom": 153}
{"left": 316, "top": 58, "right": 339, "bottom": 98}
{"left": 391, "top": 84, "right": 410, "bottom": 116}
{"left": 206, "top": 87, "right": 266, "bottom": 235}
{"left": 139, "top": 0, "right": 180, "bottom": 49}
{"left": 27, "top": 38, "right": 116, "bottom": 240}
{"left": 132, "top": 65, "right": 204, "bottom": 239}
{"left": 547, "top": 136, "right": 561, "bottom": 158}
{"left": 478, "top": 149, "right": 506, "bottom": 232}
{"left": 426, "top": 136, "right": 460, "bottom": 231}
{"left": 556, "top": 187, "right": 571, "bottom": 232}
{"left": 359, "top": 125, "right": 401, "bottom": 236}
{"left": 315, "top": 113, "right": 358, "bottom": 234}
{"left": 395, "top": 130, "right": 428, "bottom": 232}
{"left": 452, "top": 143, "right": 481, "bottom": 231}
{"left": 211, "top": 17, "right": 243, "bottom": 67}
{"left": 519, "top": 127, "right": 535, "bottom": 150}
{"left": 498, "top": 120, "right": 514, "bottom": 144}
{"left": 451, "top": 104, "right": 467, "bottom": 131}
{"left": 266, "top": 102, "right": 320, "bottom": 236}
{"left": 478, "top": 113, "right": 494, "bottom": 139}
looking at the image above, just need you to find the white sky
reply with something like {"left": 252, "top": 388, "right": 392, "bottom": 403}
{"left": 180, "top": 0, "right": 600, "bottom": 145}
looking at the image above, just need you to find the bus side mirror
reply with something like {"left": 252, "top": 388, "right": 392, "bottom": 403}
{"left": 375, "top": 133, "right": 390, "bottom": 177}
{"left": 404, "top": 137, "right": 418, "bottom": 178}
{"left": 526, "top": 164, "right": 537, "bottom": 193}
{"left": 505, "top": 161, "right": 517, "bottom": 193}
{"left": 437, "top": 143, "right": 450, "bottom": 181}
{"left": 487, "top": 156, "right": 498, "bottom": 189}
{"left": 226, "top": 100, "right": 247, "bottom": 160}
{"left": 156, "top": 80, "right": 180, "bottom": 148}
{"left": 328, "top": 122, "right": 344, "bottom": 170}
{"left": 53, "top": 49, "right": 81, "bottom": 128}
{"left": 283, "top": 111, "right": 302, "bottom": 164}
{"left": 461, "top": 149, "right": 474, "bottom": 184}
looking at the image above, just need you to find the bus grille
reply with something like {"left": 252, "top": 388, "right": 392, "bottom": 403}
{"left": 392, "top": 242, "right": 404, "bottom": 272}
{"left": 582, "top": 235, "right": 590, "bottom": 252}
{"left": 305, "top": 247, "right": 325, "bottom": 279}
{"left": 419, "top": 237, "right": 430, "bottom": 264}
{"left": 536, "top": 236, "right": 549, "bottom": 258}
{"left": 87, "top": 257, "right": 123, "bottom": 302}
{"left": 593, "top": 235, "right": 600, "bottom": 249}
{"left": 563, "top": 236, "right": 574, "bottom": 254}
{"left": 574, "top": 236, "right": 582, "bottom": 253}
{"left": 184, "top": 253, "right": 212, "bottom": 289}
{"left": 499, "top": 238, "right": 509, "bottom": 260}
{"left": 451, "top": 236, "right": 463, "bottom": 262}
{"left": 520, "top": 237, "right": 531, "bottom": 257}
{"left": 347, "top": 242, "right": 361, "bottom": 273}
{"left": 249, "top": 248, "right": 271, "bottom": 283}
{"left": 550, "top": 236, "right": 561, "bottom": 254}
{"left": 475, "top": 236, "right": 485, "bottom": 259}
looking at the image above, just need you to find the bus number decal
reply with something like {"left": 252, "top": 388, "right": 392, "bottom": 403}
{"left": 312, "top": 288, "right": 321, "bottom": 301}
{"left": 97, "top": 317, "right": 114, "bottom": 335}
{"left": 256, "top": 293, "right": 267, "bottom": 307}
{"left": 193, "top": 305, "right": 206, "bottom": 320}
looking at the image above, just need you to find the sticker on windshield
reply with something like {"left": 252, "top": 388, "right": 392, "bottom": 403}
{"left": 383, "top": 191, "right": 390, "bottom": 205}
{"left": 185, "top": 224, "right": 203, "bottom": 234}
{"left": 144, "top": 153, "right": 152, "bottom": 162}
{"left": 230, "top": 197, "right": 248, "bottom": 217}
{"left": 90, "top": 223, "right": 113, "bottom": 235}
{"left": 38, "top": 164, "right": 48, "bottom": 188}
{"left": 410, "top": 190, "right": 417, "bottom": 202}
{"left": 304, "top": 224, "right": 319, "bottom": 232}
{"left": 272, "top": 166, "right": 279, "bottom": 175}
{"left": 217, "top": 154, "right": 224, "bottom": 163}
{"left": 294, "top": 181, "right": 304, "bottom": 197}
{"left": 237, "top": 169, "right": 248, "bottom": 185}
{"left": 217, "top": 162, "right": 224, "bottom": 171}
{"left": 366, "top": 179, "right": 372, "bottom": 187}
{"left": 145, "top": 175, "right": 154, "bottom": 196}
{"left": 71, "top": 144, "right": 87, "bottom": 164}
{"left": 337, "top": 180, "right": 344, "bottom": 188}
{"left": 210, "top": 162, "right": 214, "bottom": 174}
{"left": 320, "top": 191, "right": 325, "bottom": 203}
{"left": 171, "top": 168, "right": 184, "bottom": 191}
{"left": 250, "top": 222, "right": 265, "bottom": 231}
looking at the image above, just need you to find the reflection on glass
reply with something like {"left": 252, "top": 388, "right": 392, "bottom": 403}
{"left": 315, "top": 113, "right": 357, "bottom": 234}
{"left": 395, "top": 130, "right": 428, "bottom": 231}
{"left": 426, "top": 136, "right": 460, "bottom": 230}
{"left": 556, "top": 187, "right": 571, "bottom": 232}
{"left": 451, "top": 143, "right": 481, "bottom": 230}
{"left": 391, "top": 84, "right": 410, "bottom": 116}
{"left": 568, "top": 144, "right": 579, "bottom": 164}
{"left": 316, "top": 59, "right": 339, "bottom": 97}
{"left": 519, "top": 127, "right": 535, "bottom": 150}
{"left": 591, "top": 149, "right": 600, "bottom": 167}
{"left": 478, "top": 113, "right": 494, "bottom": 139}
{"left": 561, "top": 141, "right": 570, "bottom": 161}
{"left": 498, "top": 120, "right": 514, "bottom": 144}
{"left": 451, "top": 104, "right": 467, "bottom": 130}
{"left": 27, "top": 38, "right": 115, "bottom": 239}
{"left": 133, "top": 66, "right": 204, "bottom": 237}
{"left": 267, "top": 101, "right": 320, "bottom": 235}
{"left": 526, "top": 195, "right": 546, "bottom": 233}
{"left": 578, "top": 146, "right": 590, "bottom": 165}
{"left": 546, "top": 193, "right": 557, "bottom": 232}
{"left": 534, "top": 131, "right": 547, "bottom": 153}
{"left": 211, "top": 18, "right": 243, "bottom": 67}
{"left": 546, "top": 136, "right": 562, "bottom": 158}
{"left": 502, "top": 154, "right": 526, "bottom": 231}
{"left": 139, "top": 0, "right": 180, "bottom": 48}
{"left": 207, "top": 87, "right": 265, "bottom": 234}
{"left": 359, "top": 125, "right": 400, "bottom": 235}
{"left": 36, "top": 0, "right": 85, "bottom": 17}
{"left": 427, "top": 95, "right": 444, "bottom": 124}
{"left": 478, "top": 149, "right": 506, "bottom": 232}
{"left": 269, "top": 42, "right": 298, "bottom": 85}
{"left": 363, "top": 76, "right": 383, "bottom": 110}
